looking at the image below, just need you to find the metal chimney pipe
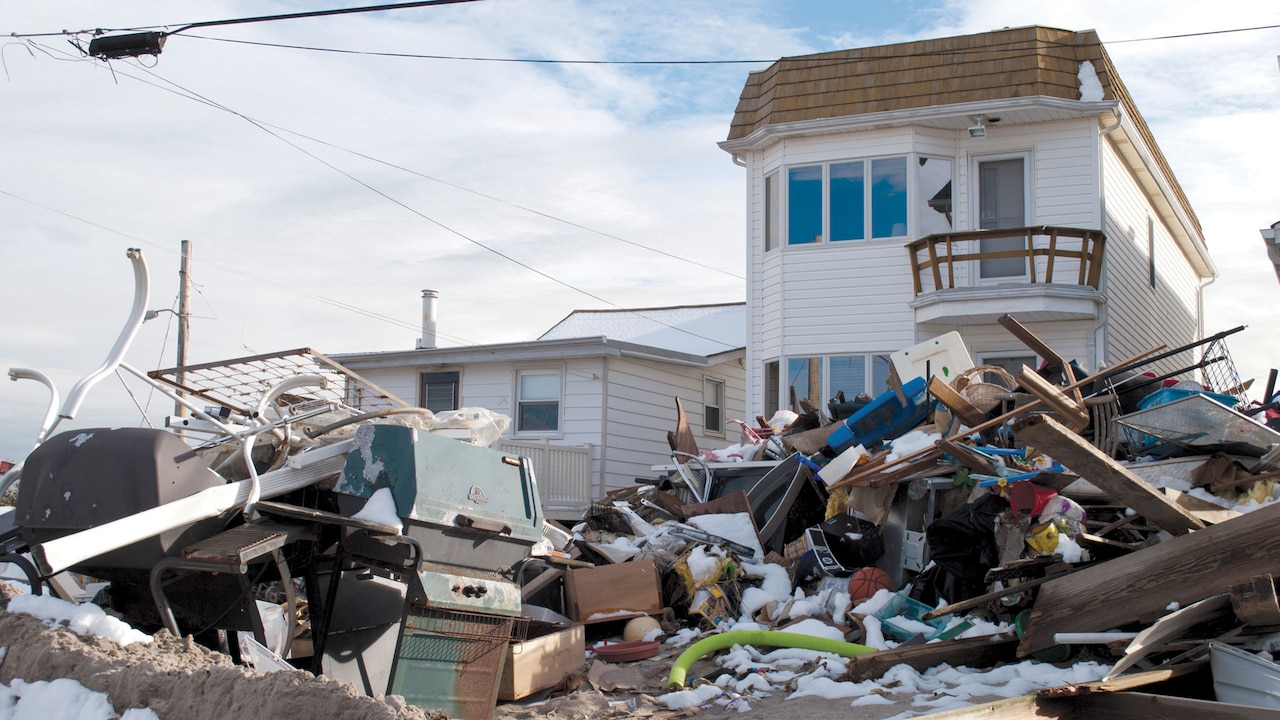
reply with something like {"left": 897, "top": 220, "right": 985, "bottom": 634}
{"left": 418, "top": 289, "right": 438, "bottom": 349}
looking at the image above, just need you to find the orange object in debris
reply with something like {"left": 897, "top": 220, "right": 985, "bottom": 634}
{"left": 847, "top": 567, "right": 893, "bottom": 602}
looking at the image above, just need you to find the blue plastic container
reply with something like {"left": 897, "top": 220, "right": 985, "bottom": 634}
{"left": 825, "top": 376, "right": 928, "bottom": 455}
{"left": 1137, "top": 387, "right": 1238, "bottom": 411}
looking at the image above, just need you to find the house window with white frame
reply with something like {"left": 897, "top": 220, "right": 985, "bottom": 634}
{"left": 765, "top": 171, "right": 780, "bottom": 252}
{"left": 763, "top": 361, "right": 780, "bottom": 419}
{"left": 703, "top": 377, "right": 725, "bottom": 436}
{"left": 516, "top": 370, "right": 561, "bottom": 434}
{"left": 976, "top": 156, "right": 1029, "bottom": 279}
{"left": 420, "top": 371, "right": 459, "bottom": 413}
{"left": 785, "top": 353, "right": 893, "bottom": 411}
{"left": 785, "top": 155, "right": 908, "bottom": 245}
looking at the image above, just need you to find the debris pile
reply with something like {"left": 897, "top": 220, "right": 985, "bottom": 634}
{"left": 507, "top": 315, "right": 1280, "bottom": 717}
{"left": 5, "top": 258, "right": 1280, "bottom": 720}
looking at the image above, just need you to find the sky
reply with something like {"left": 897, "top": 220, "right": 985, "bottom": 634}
{"left": 2, "top": 1, "right": 1279, "bottom": 462}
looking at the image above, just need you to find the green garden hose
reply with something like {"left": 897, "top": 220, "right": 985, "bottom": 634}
{"left": 667, "top": 630, "right": 875, "bottom": 688}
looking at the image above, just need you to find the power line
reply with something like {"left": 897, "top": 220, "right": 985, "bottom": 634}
{"left": 76, "top": 21, "right": 1280, "bottom": 67}
{"left": 5, "top": 0, "right": 486, "bottom": 39}
{"left": 118, "top": 57, "right": 740, "bottom": 350}
{"left": 7, "top": 44, "right": 742, "bottom": 353}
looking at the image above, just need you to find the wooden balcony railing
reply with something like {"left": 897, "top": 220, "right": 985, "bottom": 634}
{"left": 907, "top": 226, "right": 1105, "bottom": 295}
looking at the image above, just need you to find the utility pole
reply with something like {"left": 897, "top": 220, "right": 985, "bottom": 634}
{"left": 176, "top": 240, "right": 192, "bottom": 422}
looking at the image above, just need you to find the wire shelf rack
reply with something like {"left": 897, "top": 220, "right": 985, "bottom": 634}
{"left": 148, "top": 347, "right": 409, "bottom": 417}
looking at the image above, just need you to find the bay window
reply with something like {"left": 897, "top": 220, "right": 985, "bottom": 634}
{"left": 786, "top": 155, "right": 908, "bottom": 245}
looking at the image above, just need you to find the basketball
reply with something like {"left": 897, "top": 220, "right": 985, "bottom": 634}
{"left": 846, "top": 567, "right": 893, "bottom": 602}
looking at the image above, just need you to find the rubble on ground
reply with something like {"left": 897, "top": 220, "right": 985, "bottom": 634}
{"left": 504, "top": 317, "right": 1280, "bottom": 717}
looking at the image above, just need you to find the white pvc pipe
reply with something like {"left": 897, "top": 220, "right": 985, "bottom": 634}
{"left": 245, "top": 374, "right": 328, "bottom": 518}
{"left": 54, "top": 249, "right": 150, "bottom": 430}
{"left": 117, "top": 363, "right": 240, "bottom": 437}
{"left": 8, "top": 368, "right": 59, "bottom": 446}
{"left": 1053, "top": 632, "right": 1138, "bottom": 645}
{"left": 32, "top": 440, "right": 353, "bottom": 576}
{"left": 253, "top": 374, "right": 328, "bottom": 423}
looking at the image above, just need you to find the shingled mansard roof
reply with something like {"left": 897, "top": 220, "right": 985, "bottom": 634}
{"left": 722, "top": 26, "right": 1208, "bottom": 265}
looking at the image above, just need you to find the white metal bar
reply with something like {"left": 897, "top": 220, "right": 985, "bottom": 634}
{"left": 31, "top": 440, "right": 353, "bottom": 576}
{"left": 55, "top": 249, "right": 150, "bottom": 428}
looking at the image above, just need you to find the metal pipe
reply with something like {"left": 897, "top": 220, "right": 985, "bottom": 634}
{"left": 53, "top": 249, "right": 150, "bottom": 432}
{"left": 8, "top": 368, "right": 59, "bottom": 445}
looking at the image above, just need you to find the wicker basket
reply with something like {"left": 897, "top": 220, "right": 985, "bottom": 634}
{"left": 952, "top": 365, "right": 1018, "bottom": 413}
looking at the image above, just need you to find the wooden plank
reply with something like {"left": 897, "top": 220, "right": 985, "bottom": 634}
{"left": 1015, "top": 498, "right": 1280, "bottom": 657}
{"left": 998, "top": 314, "right": 1083, "bottom": 405}
{"left": 840, "top": 634, "right": 1020, "bottom": 682}
{"left": 1015, "top": 367, "right": 1089, "bottom": 432}
{"left": 1046, "top": 660, "right": 1207, "bottom": 696}
{"left": 1231, "top": 574, "right": 1280, "bottom": 627}
{"left": 1012, "top": 414, "right": 1204, "bottom": 536}
{"left": 1161, "top": 487, "right": 1243, "bottom": 525}
{"left": 1103, "top": 595, "right": 1231, "bottom": 680}
{"left": 930, "top": 376, "right": 988, "bottom": 427}
{"left": 1063, "top": 691, "right": 1280, "bottom": 719}
{"left": 906, "top": 694, "right": 1067, "bottom": 720}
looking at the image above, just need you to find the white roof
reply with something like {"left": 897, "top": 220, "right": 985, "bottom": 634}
{"left": 539, "top": 303, "right": 745, "bottom": 357}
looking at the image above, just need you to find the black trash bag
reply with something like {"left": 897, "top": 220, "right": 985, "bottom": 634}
{"left": 921, "top": 492, "right": 1009, "bottom": 604}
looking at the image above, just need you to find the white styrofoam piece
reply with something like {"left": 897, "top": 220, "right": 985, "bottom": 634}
{"left": 816, "top": 444, "right": 869, "bottom": 486}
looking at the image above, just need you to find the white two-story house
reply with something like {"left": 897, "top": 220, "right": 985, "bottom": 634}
{"left": 718, "top": 26, "right": 1218, "bottom": 418}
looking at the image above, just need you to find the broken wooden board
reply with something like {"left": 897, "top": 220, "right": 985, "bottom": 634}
{"left": 1161, "top": 487, "right": 1243, "bottom": 525}
{"left": 839, "top": 633, "right": 1020, "bottom": 682}
{"left": 1058, "top": 691, "right": 1280, "bottom": 719}
{"left": 1230, "top": 574, "right": 1280, "bottom": 628}
{"left": 1012, "top": 414, "right": 1205, "bottom": 536}
{"left": 1103, "top": 594, "right": 1232, "bottom": 680}
{"left": 1016, "top": 498, "right": 1280, "bottom": 657}
{"left": 780, "top": 422, "right": 842, "bottom": 456}
{"left": 1015, "top": 366, "right": 1090, "bottom": 432}
{"left": 667, "top": 396, "right": 699, "bottom": 456}
{"left": 997, "top": 313, "right": 1084, "bottom": 405}
{"left": 1047, "top": 659, "right": 1207, "bottom": 697}
{"left": 930, "top": 375, "right": 988, "bottom": 427}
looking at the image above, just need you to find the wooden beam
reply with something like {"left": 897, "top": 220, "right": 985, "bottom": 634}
{"left": 998, "top": 313, "right": 1083, "bottom": 405}
{"left": 1044, "top": 660, "right": 1207, "bottom": 697}
{"left": 840, "top": 634, "right": 1020, "bottom": 682}
{"left": 930, "top": 375, "right": 988, "bottom": 427}
{"left": 1231, "top": 574, "right": 1280, "bottom": 627}
{"left": 1062, "top": 691, "right": 1280, "bottom": 719}
{"left": 1015, "top": 498, "right": 1280, "bottom": 657}
{"left": 1012, "top": 414, "right": 1204, "bottom": 535}
{"left": 1015, "top": 367, "right": 1089, "bottom": 432}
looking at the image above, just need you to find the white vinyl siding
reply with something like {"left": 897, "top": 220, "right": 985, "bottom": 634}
{"left": 1101, "top": 142, "right": 1202, "bottom": 377}
{"left": 600, "top": 355, "right": 745, "bottom": 493}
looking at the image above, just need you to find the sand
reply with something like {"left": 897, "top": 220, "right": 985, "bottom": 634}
{"left": 0, "top": 581, "right": 923, "bottom": 720}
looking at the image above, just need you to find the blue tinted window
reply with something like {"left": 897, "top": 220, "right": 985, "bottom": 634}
{"left": 871, "top": 157, "right": 908, "bottom": 238}
{"left": 788, "top": 166, "right": 823, "bottom": 244}
{"left": 787, "top": 357, "right": 818, "bottom": 405}
{"left": 829, "top": 161, "right": 865, "bottom": 241}
{"left": 829, "top": 355, "right": 866, "bottom": 398}
{"left": 871, "top": 355, "right": 893, "bottom": 395}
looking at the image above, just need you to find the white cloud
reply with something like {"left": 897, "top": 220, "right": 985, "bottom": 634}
{"left": 2, "top": 1, "right": 1278, "bottom": 460}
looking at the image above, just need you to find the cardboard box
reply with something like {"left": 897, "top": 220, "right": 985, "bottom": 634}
{"left": 499, "top": 625, "right": 585, "bottom": 701}
{"left": 564, "top": 559, "right": 662, "bottom": 623}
